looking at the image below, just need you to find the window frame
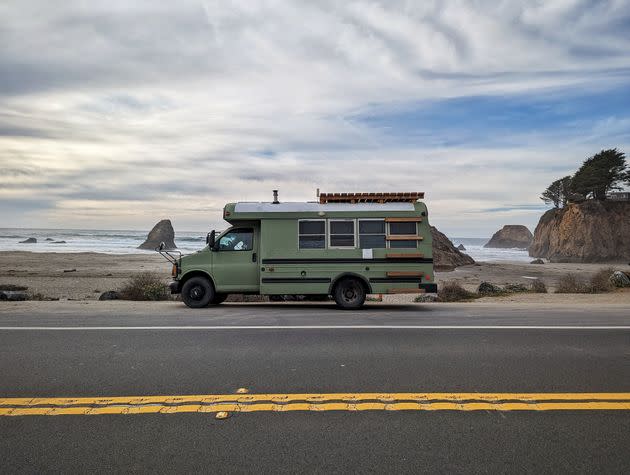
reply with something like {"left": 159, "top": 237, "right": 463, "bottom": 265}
{"left": 298, "top": 219, "right": 326, "bottom": 250}
{"left": 386, "top": 221, "right": 419, "bottom": 249}
{"left": 328, "top": 219, "right": 357, "bottom": 249}
{"left": 358, "top": 218, "right": 386, "bottom": 249}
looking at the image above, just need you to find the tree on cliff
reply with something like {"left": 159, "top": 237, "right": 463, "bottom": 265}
{"left": 570, "top": 148, "right": 627, "bottom": 200}
{"left": 540, "top": 176, "right": 572, "bottom": 208}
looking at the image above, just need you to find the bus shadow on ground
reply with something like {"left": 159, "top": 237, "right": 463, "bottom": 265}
{"left": 218, "top": 302, "right": 428, "bottom": 312}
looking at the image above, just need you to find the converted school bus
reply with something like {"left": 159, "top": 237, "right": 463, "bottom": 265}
{"left": 169, "top": 192, "right": 436, "bottom": 309}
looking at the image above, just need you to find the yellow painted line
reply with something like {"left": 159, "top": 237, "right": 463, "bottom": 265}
{"left": 3, "top": 392, "right": 630, "bottom": 407}
{"left": 1, "top": 393, "right": 630, "bottom": 416}
{"left": 1, "top": 401, "right": 630, "bottom": 416}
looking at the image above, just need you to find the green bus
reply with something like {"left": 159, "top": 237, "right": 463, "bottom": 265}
{"left": 167, "top": 192, "right": 436, "bottom": 309}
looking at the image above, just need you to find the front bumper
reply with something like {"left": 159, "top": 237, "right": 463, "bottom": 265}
{"left": 419, "top": 283, "right": 438, "bottom": 293}
{"left": 169, "top": 280, "right": 181, "bottom": 294}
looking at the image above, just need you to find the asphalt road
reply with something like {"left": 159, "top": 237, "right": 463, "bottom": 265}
{"left": 1, "top": 303, "right": 630, "bottom": 473}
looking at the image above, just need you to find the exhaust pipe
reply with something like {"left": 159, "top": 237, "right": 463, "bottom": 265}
{"left": 272, "top": 190, "right": 279, "bottom": 204}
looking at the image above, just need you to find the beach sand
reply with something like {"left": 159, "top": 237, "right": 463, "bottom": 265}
{"left": 1, "top": 251, "right": 629, "bottom": 304}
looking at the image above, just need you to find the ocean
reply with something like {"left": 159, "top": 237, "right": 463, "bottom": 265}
{"left": 0, "top": 229, "right": 531, "bottom": 262}
{"left": 451, "top": 237, "right": 531, "bottom": 263}
{"left": 0, "top": 228, "right": 209, "bottom": 254}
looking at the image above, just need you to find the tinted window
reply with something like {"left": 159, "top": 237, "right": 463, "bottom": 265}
{"left": 299, "top": 220, "right": 325, "bottom": 249}
{"left": 359, "top": 219, "right": 386, "bottom": 249}
{"left": 329, "top": 220, "right": 355, "bottom": 248}
{"left": 219, "top": 229, "right": 253, "bottom": 251}
{"left": 299, "top": 220, "right": 325, "bottom": 234}
{"left": 299, "top": 235, "right": 325, "bottom": 249}
{"left": 360, "top": 235, "right": 386, "bottom": 249}
{"left": 389, "top": 222, "right": 417, "bottom": 235}
{"left": 359, "top": 220, "right": 385, "bottom": 234}
{"left": 330, "top": 221, "right": 354, "bottom": 234}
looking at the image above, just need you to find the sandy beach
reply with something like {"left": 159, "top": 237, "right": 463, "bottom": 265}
{"left": 1, "top": 251, "right": 629, "bottom": 304}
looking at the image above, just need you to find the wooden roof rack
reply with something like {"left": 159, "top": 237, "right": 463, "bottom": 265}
{"left": 319, "top": 192, "right": 424, "bottom": 204}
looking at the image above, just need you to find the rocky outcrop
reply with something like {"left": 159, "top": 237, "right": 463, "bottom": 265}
{"left": 484, "top": 225, "right": 532, "bottom": 249}
{"left": 529, "top": 201, "right": 630, "bottom": 262}
{"left": 19, "top": 237, "right": 37, "bottom": 244}
{"left": 138, "top": 219, "right": 177, "bottom": 250}
{"left": 457, "top": 244, "right": 466, "bottom": 251}
{"left": 431, "top": 226, "right": 475, "bottom": 271}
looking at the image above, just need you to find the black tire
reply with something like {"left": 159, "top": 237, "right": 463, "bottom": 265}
{"left": 181, "top": 276, "right": 214, "bottom": 308}
{"left": 210, "top": 293, "right": 228, "bottom": 305}
{"left": 333, "top": 278, "right": 366, "bottom": 309}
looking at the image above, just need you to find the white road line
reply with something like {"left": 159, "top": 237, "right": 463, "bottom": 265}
{"left": 0, "top": 325, "right": 629, "bottom": 330}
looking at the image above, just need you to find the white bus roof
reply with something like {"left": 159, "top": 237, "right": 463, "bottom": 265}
{"left": 233, "top": 202, "right": 415, "bottom": 213}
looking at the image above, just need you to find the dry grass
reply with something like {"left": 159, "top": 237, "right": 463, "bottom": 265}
{"left": 555, "top": 269, "right": 615, "bottom": 294}
{"left": 119, "top": 272, "right": 169, "bottom": 301}
{"left": 530, "top": 279, "right": 548, "bottom": 293}
{"left": 437, "top": 281, "right": 478, "bottom": 302}
{"left": 588, "top": 268, "right": 615, "bottom": 293}
{"left": 555, "top": 273, "right": 588, "bottom": 293}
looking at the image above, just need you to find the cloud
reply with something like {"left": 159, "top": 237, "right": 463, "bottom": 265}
{"left": 0, "top": 0, "right": 629, "bottom": 234}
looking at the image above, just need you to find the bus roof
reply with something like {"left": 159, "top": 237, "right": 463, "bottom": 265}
{"left": 223, "top": 201, "right": 426, "bottom": 222}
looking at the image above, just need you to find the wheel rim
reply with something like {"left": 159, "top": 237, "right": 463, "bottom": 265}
{"left": 341, "top": 282, "right": 361, "bottom": 304}
{"left": 189, "top": 285, "right": 205, "bottom": 301}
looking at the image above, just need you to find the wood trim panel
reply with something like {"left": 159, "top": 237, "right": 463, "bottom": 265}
{"left": 386, "top": 235, "right": 424, "bottom": 241}
{"left": 385, "top": 253, "right": 424, "bottom": 258}
{"left": 384, "top": 217, "right": 422, "bottom": 222}
{"left": 387, "top": 288, "right": 426, "bottom": 294}
{"left": 386, "top": 271, "right": 424, "bottom": 277}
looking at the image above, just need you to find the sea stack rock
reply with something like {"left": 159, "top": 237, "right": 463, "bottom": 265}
{"left": 431, "top": 226, "right": 475, "bottom": 271}
{"left": 529, "top": 201, "right": 630, "bottom": 262}
{"left": 19, "top": 237, "right": 37, "bottom": 244}
{"left": 484, "top": 225, "right": 532, "bottom": 249}
{"left": 456, "top": 244, "right": 466, "bottom": 251}
{"left": 138, "top": 219, "right": 177, "bottom": 250}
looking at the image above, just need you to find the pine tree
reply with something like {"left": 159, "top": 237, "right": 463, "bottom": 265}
{"left": 571, "top": 148, "right": 627, "bottom": 200}
{"left": 541, "top": 176, "right": 572, "bottom": 208}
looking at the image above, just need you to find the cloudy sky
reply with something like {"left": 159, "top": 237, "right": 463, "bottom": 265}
{"left": 1, "top": 0, "right": 629, "bottom": 236}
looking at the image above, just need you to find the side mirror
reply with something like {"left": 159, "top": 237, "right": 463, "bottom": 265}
{"left": 207, "top": 230, "right": 216, "bottom": 250}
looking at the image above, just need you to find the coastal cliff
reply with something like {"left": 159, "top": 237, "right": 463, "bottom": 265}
{"left": 431, "top": 226, "right": 475, "bottom": 271}
{"left": 529, "top": 201, "right": 630, "bottom": 262}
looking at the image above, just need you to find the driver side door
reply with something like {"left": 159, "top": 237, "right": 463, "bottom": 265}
{"left": 212, "top": 227, "right": 260, "bottom": 292}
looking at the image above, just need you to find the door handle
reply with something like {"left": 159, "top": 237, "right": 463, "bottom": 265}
{"left": 252, "top": 252, "right": 257, "bottom": 262}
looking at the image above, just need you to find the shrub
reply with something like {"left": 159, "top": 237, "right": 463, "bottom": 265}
{"left": 437, "top": 281, "right": 477, "bottom": 302}
{"left": 119, "top": 273, "right": 169, "bottom": 301}
{"left": 504, "top": 283, "right": 529, "bottom": 293}
{"left": 555, "top": 273, "right": 588, "bottom": 293}
{"left": 530, "top": 279, "right": 547, "bottom": 293}
{"left": 588, "top": 268, "right": 615, "bottom": 293}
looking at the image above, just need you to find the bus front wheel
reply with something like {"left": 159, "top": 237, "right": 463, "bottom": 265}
{"left": 333, "top": 278, "right": 366, "bottom": 310}
{"left": 181, "top": 276, "right": 215, "bottom": 308}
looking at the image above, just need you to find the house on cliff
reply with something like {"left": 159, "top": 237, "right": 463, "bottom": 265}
{"left": 607, "top": 192, "right": 630, "bottom": 201}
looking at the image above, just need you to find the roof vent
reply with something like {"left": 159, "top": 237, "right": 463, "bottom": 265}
{"left": 272, "top": 190, "right": 279, "bottom": 204}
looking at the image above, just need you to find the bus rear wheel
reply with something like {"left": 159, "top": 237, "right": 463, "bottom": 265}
{"left": 181, "top": 276, "right": 215, "bottom": 308}
{"left": 333, "top": 278, "right": 366, "bottom": 309}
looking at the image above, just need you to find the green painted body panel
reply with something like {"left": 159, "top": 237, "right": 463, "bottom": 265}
{"left": 177, "top": 201, "right": 434, "bottom": 295}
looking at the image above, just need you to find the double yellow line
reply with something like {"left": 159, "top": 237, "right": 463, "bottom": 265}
{"left": 1, "top": 392, "right": 630, "bottom": 416}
